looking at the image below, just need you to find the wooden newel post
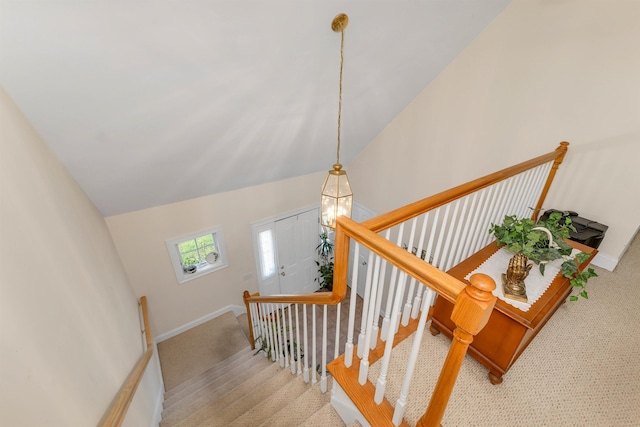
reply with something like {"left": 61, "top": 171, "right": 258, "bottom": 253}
{"left": 243, "top": 290, "right": 256, "bottom": 350}
{"left": 532, "top": 141, "right": 569, "bottom": 221}
{"left": 417, "top": 274, "right": 497, "bottom": 427}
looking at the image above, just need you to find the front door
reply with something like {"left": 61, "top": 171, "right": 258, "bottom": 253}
{"left": 274, "top": 209, "right": 318, "bottom": 294}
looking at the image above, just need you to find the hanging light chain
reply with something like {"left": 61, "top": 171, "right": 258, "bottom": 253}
{"left": 336, "top": 26, "right": 345, "bottom": 165}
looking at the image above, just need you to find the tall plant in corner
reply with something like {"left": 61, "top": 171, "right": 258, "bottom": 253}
{"left": 315, "top": 229, "right": 334, "bottom": 292}
{"left": 489, "top": 211, "right": 598, "bottom": 301}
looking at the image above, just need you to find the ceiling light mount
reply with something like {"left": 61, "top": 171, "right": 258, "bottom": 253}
{"left": 331, "top": 13, "right": 349, "bottom": 32}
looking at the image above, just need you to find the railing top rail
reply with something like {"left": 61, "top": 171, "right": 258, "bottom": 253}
{"left": 362, "top": 142, "right": 569, "bottom": 233}
{"left": 337, "top": 216, "right": 465, "bottom": 303}
{"left": 99, "top": 296, "right": 153, "bottom": 427}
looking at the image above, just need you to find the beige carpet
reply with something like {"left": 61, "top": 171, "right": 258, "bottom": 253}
{"left": 369, "top": 232, "right": 640, "bottom": 426}
{"left": 158, "top": 311, "right": 250, "bottom": 391}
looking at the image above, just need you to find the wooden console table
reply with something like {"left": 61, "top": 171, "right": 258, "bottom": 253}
{"left": 430, "top": 240, "right": 596, "bottom": 384}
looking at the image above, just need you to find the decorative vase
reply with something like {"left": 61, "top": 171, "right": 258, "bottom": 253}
{"left": 502, "top": 252, "right": 532, "bottom": 302}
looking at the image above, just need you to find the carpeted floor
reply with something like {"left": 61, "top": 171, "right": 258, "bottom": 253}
{"left": 369, "top": 232, "right": 640, "bottom": 426}
{"left": 157, "top": 311, "right": 250, "bottom": 391}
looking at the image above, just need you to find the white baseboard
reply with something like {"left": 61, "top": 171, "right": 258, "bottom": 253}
{"left": 591, "top": 252, "right": 618, "bottom": 272}
{"left": 154, "top": 304, "right": 247, "bottom": 343}
{"left": 151, "top": 379, "right": 164, "bottom": 427}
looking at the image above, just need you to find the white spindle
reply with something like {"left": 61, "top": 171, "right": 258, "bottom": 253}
{"left": 303, "top": 304, "right": 309, "bottom": 383}
{"left": 375, "top": 271, "right": 408, "bottom": 404}
{"left": 401, "top": 218, "right": 419, "bottom": 326}
{"left": 481, "top": 180, "right": 508, "bottom": 248}
{"left": 321, "top": 305, "right": 328, "bottom": 393}
{"left": 312, "top": 304, "right": 317, "bottom": 385}
{"left": 359, "top": 253, "right": 382, "bottom": 385}
{"left": 295, "top": 304, "right": 302, "bottom": 375}
{"left": 411, "top": 212, "right": 431, "bottom": 319}
{"left": 445, "top": 195, "right": 471, "bottom": 271}
{"left": 392, "top": 288, "right": 436, "bottom": 426}
{"left": 357, "top": 251, "right": 375, "bottom": 358}
{"left": 344, "top": 244, "right": 360, "bottom": 367}
{"left": 288, "top": 304, "right": 295, "bottom": 374}
{"left": 381, "top": 223, "right": 405, "bottom": 339}
{"left": 370, "top": 230, "right": 391, "bottom": 349}
{"left": 275, "top": 304, "right": 286, "bottom": 368}
{"left": 334, "top": 302, "right": 341, "bottom": 361}
{"left": 469, "top": 186, "right": 494, "bottom": 254}
{"left": 440, "top": 198, "right": 462, "bottom": 274}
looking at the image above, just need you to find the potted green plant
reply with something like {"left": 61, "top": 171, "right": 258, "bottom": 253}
{"left": 315, "top": 230, "right": 334, "bottom": 292}
{"left": 489, "top": 211, "right": 598, "bottom": 301}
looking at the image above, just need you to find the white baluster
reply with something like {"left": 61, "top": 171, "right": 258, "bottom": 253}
{"left": 321, "top": 305, "right": 328, "bottom": 393}
{"left": 357, "top": 251, "right": 375, "bottom": 358}
{"left": 375, "top": 271, "right": 408, "bottom": 404}
{"left": 312, "top": 304, "right": 317, "bottom": 385}
{"left": 411, "top": 212, "right": 431, "bottom": 319}
{"left": 275, "top": 304, "right": 285, "bottom": 368}
{"left": 334, "top": 302, "right": 341, "bottom": 361}
{"left": 370, "top": 229, "right": 391, "bottom": 349}
{"left": 288, "top": 304, "right": 295, "bottom": 374}
{"left": 359, "top": 253, "right": 382, "bottom": 385}
{"left": 303, "top": 304, "right": 309, "bottom": 383}
{"left": 295, "top": 304, "right": 302, "bottom": 375}
{"left": 440, "top": 198, "right": 461, "bottom": 272}
{"left": 344, "top": 245, "right": 359, "bottom": 367}
{"left": 393, "top": 288, "right": 436, "bottom": 425}
{"left": 401, "top": 219, "right": 418, "bottom": 326}
{"left": 381, "top": 223, "right": 405, "bottom": 339}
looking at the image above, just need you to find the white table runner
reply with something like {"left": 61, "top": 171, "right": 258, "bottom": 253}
{"left": 465, "top": 248, "right": 578, "bottom": 312}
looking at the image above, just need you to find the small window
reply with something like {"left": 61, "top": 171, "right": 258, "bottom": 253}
{"left": 257, "top": 229, "right": 276, "bottom": 280}
{"left": 166, "top": 227, "right": 229, "bottom": 284}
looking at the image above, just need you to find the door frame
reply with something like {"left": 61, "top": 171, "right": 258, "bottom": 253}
{"left": 251, "top": 204, "right": 320, "bottom": 296}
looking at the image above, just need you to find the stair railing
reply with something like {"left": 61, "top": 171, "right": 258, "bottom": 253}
{"left": 99, "top": 296, "right": 153, "bottom": 427}
{"left": 244, "top": 142, "right": 569, "bottom": 426}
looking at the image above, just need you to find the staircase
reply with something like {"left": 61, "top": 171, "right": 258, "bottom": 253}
{"left": 159, "top": 319, "right": 358, "bottom": 426}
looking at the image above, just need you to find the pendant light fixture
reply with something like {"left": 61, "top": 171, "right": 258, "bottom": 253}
{"left": 321, "top": 13, "right": 353, "bottom": 229}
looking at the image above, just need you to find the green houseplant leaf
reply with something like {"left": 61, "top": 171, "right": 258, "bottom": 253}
{"left": 489, "top": 211, "right": 597, "bottom": 301}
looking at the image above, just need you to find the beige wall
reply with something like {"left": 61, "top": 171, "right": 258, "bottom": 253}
{"left": 0, "top": 87, "right": 162, "bottom": 427}
{"left": 105, "top": 171, "right": 325, "bottom": 337}
{"left": 348, "top": 0, "right": 640, "bottom": 265}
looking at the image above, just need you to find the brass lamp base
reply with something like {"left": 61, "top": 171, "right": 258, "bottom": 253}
{"left": 501, "top": 274, "right": 528, "bottom": 303}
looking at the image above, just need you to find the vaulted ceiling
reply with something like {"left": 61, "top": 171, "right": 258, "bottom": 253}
{"left": 1, "top": 1, "right": 511, "bottom": 216}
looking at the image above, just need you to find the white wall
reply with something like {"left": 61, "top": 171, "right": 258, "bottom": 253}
{"left": 0, "top": 86, "right": 163, "bottom": 427}
{"left": 105, "top": 172, "right": 325, "bottom": 338}
{"left": 347, "top": 0, "right": 640, "bottom": 267}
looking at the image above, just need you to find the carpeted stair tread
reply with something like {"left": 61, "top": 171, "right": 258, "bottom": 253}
{"left": 299, "top": 402, "right": 345, "bottom": 426}
{"left": 164, "top": 345, "right": 254, "bottom": 400}
{"left": 226, "top": 370, "right": 310, "bottom": 426}
{"left": 174, "top": 365, "right": 302, "bottom": 426}
{"left": 163, "top": 348, "right": 261, "bottom": 409}
{"left": 160, "top": 357, "right": 278, "bottom": 426}
{"left": 260, "top": 381, "right": 332, "bottom": 426}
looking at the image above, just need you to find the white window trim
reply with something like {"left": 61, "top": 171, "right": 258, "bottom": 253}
{"left": 166, "top": 226, "right": 229, "bottom": 284}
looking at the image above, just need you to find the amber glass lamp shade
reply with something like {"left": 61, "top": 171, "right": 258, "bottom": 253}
{"left": 321, "top": 163, "right": 353, "bottom": 229}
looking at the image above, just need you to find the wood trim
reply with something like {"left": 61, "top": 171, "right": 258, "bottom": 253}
{"left": 243, "top": 291, "right": 257, "bottom": 350}
{"left": 99, "top": 296, "right": 153, "bottom": 427}
{"left": 362, "top": 142, "right": 570, "bottom": 233}
{"left": 531, "top": 141, "right": 569, "bottom": 221}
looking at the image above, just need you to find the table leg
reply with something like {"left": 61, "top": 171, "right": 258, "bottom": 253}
{"left": 488, "top": 371, "right": 503, "bottom": 385}
{"left": 429, "top": 323, "right": 441, "bottom": 336}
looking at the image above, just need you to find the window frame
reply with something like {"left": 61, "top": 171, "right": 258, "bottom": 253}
{"left": 166, "top": 226, "right": 229, "bottom": 284}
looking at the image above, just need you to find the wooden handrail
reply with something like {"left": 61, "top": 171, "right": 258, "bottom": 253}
{"left": 362, "top": 142, "right": 570, "bottom": 233}
{"left": 99, "top": 296, "right": 153, "bottom": 427}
